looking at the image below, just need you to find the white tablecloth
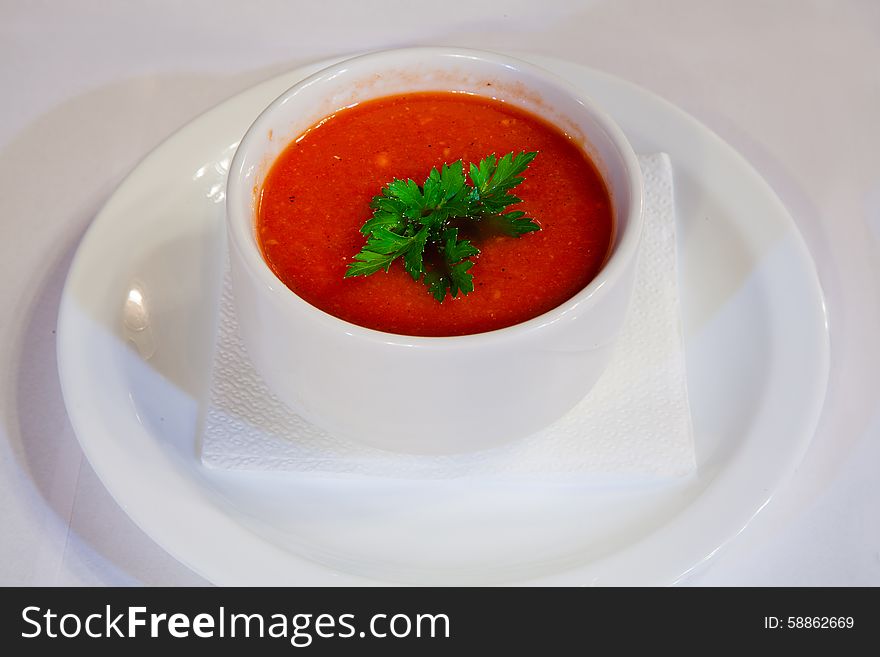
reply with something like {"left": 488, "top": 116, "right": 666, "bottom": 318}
{"left": 1, "top": 0, "right": 877, "bottom": 585}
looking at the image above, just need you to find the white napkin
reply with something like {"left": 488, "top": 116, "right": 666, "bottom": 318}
{"left": 201, "top": 153, "right": 695, "bottom": 480}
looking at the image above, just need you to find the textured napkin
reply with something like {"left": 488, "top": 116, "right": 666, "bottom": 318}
{"left": 201, "top": 153, "right": 695, "bottom": 480}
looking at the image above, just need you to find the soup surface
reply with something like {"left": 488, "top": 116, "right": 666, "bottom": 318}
{"left": 258, "top": 92, "right": 613, "bottom": 336}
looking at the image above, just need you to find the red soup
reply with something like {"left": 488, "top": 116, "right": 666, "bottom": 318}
{"left": 258, "top": 92, "right": 613, "bottom": 337}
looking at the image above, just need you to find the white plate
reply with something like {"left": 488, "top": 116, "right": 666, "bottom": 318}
{"left": 57, "top": 54, "right": 829, "bottom": 585}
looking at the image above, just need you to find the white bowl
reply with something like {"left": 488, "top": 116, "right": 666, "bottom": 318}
{"left": 226, "top": 47, "right": 643, "bottom": 454}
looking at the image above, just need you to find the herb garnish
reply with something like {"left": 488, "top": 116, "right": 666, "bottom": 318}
{"left": 344, "top": 151, "right": 540, "bottom": 302}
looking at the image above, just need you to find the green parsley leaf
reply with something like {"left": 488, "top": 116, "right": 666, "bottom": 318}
{"left": 403, "top": 226, "right": 430, "bottom": 280}
{"left": 448, "top": 260, "right": 475, "bottom": 297}
{"left": 442, "top": 227, "right": 480, "bottom": 263}
{"left": 422, "top": 270, "right": 450, "bottom": 303}
{"left": 344, "top": 250, "right": 397, "bottom": 277}
{"left": 346, "top": 151, "right": 540, "bottom": 301}
{"left": 470, "top": 151, "right": 537, "bottom": 213}
{"left": 491, "top": 210, "right": 542, "bottom": 237}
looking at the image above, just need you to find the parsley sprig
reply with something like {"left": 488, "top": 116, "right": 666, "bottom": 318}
{"left": 344, "top": 151, "right": 540, "bottom": 301}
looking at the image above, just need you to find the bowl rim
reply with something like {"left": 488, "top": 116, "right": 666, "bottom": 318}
{"left": 226, "top": 46, "right": 644, "bottom": 348}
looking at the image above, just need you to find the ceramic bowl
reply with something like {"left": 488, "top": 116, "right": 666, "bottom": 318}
{"left": 226, "top": 47, "right": 643, "bottom": 454}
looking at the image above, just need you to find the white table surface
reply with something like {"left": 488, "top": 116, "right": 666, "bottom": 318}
{"left": 1, "top": 0, "right": 878, "bottom": 586}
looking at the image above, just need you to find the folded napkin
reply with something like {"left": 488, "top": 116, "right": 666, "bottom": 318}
{"left": 201, "top": 153, "right": 695, "bottom": 480}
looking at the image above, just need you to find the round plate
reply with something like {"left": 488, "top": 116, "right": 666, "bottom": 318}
{"left": 57, "top": 53, "right": 829, "bottom": 585}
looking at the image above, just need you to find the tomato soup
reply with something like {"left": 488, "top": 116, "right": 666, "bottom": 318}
{"left": 257, "top": 92, "right": 613, "bottom": 336}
